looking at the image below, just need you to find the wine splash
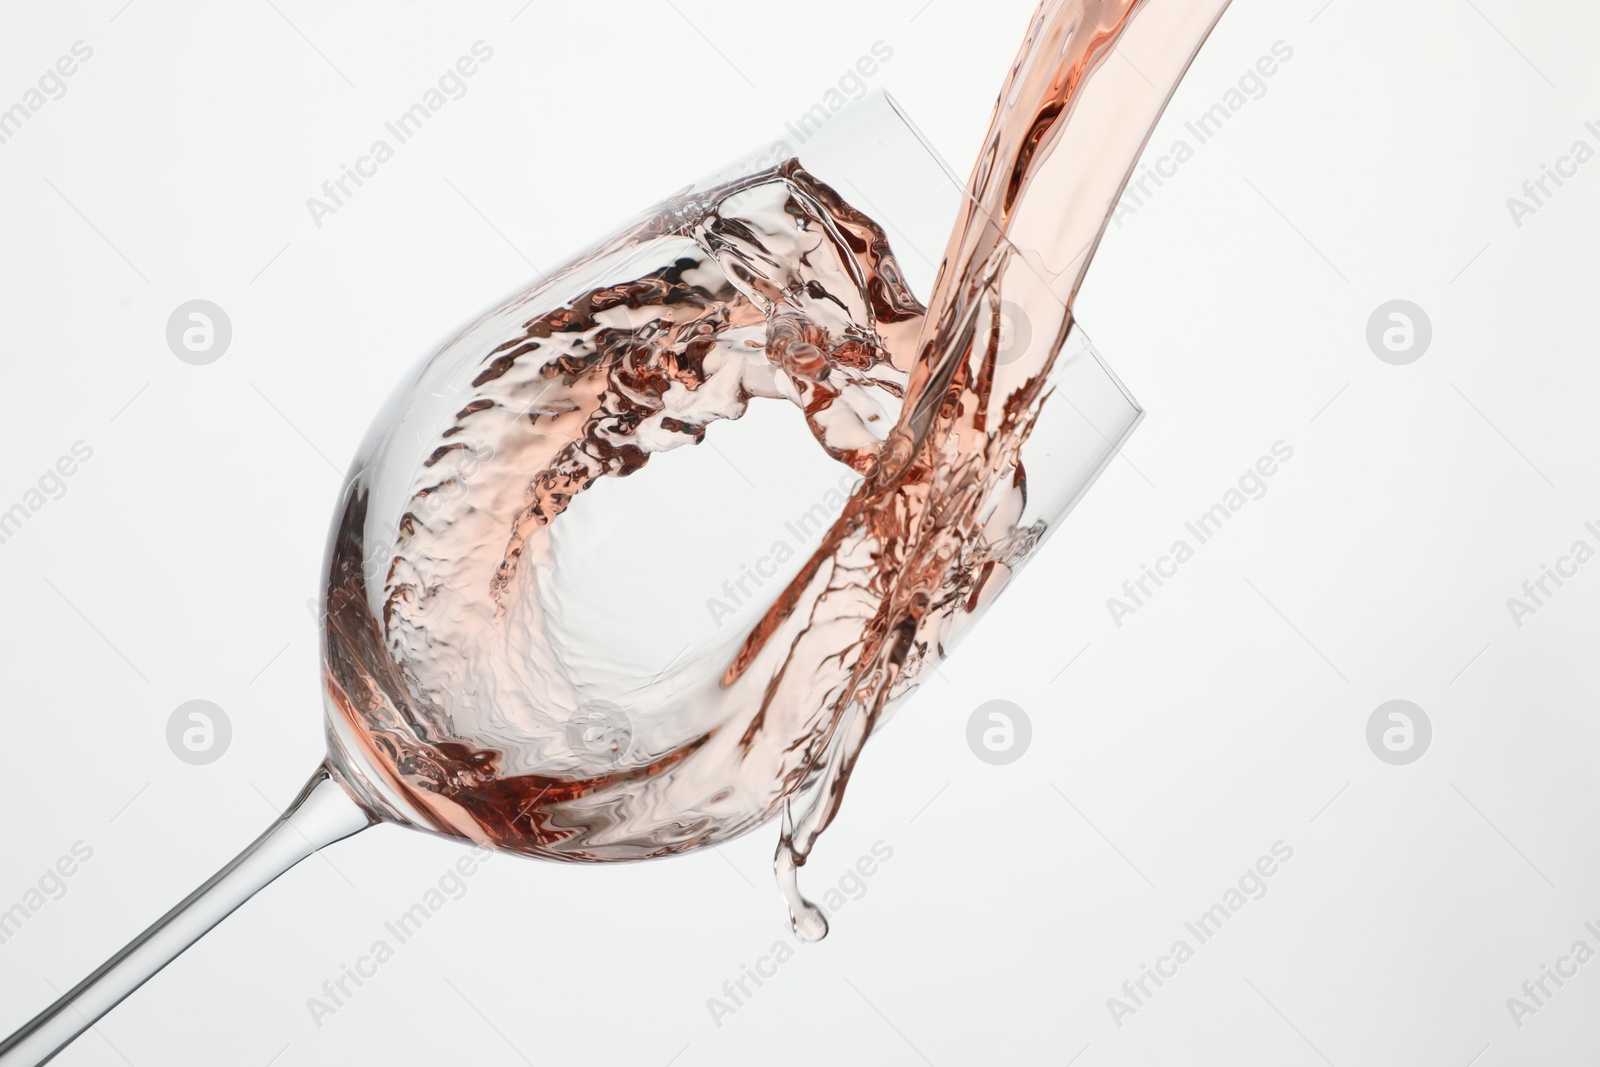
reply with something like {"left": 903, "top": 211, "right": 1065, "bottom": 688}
{"left": 320, "top": 0, "right": 1234, "bottom": 941}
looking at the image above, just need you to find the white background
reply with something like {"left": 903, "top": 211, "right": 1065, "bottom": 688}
{"left": 2, "top": 1, "right": 1598, "bottom": 1064}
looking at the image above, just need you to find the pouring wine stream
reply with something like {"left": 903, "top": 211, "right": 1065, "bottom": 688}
{"left": 0, "top": 1, "right": 1232, "bottom": 1061}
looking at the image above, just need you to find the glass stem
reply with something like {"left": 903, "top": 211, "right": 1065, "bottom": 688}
{"left": 0, "top": 762, "right": 374, "bottom": 1067}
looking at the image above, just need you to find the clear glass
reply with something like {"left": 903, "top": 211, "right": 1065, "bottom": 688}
{"left": 1, "top": 0, "right": 1234, "bottom": 1057}
{"left": 316, "top": 90, "right": 1140, "bottom": 864}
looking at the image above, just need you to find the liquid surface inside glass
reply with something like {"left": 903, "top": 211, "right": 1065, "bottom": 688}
{"left": 321, "top": 0, "right": 1233, "bottom": 939}
{"left": 323, "top": 156, "right": 934, "bottom": 857}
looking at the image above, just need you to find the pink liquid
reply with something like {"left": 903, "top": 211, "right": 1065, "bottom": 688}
{"left": 321, "top": 0, "right": 1233, "bottom": 939}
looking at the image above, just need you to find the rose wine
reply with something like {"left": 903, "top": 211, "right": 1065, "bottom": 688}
{"left": 320, "top": 0, "right": 1234, "bottom": 939}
